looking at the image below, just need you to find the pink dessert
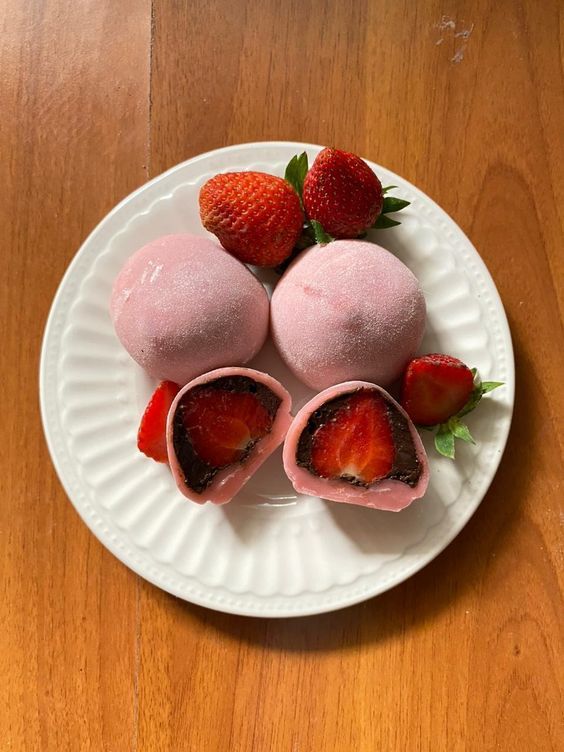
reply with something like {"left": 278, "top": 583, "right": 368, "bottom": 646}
{"left": 110, "top": 234, "right": 269, "bottom": 385}
{"left": 283, "top": 381, "right": 429, "bottom": 511}
{"left": 166, "top": 367, "right": 293, "bottom": 504}
{"left": 270, "top": 240, "right": 426, "bottom": 390}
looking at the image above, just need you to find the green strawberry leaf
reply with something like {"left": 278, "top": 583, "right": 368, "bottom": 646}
{"left": 373, "top": 214, "right": 401, "bottom": 229}
{"left": 382, "top": 196, "right": 410, "bottom": 213}
{"left": 435, "top": 425, "right": 455, "bottom": 459}
{"left": 448, "top": 417, "right": 475, "bottom": 444}
{"left": 480, "top": 381, "right": 504, "bottom": 394}
{"left": 310, "top": 219, "right": 333, "bottom": 245}
{"left": 458, "top": 374, "right": 504, "bottom": 418}
{"left": 284, "top": 152, "right": 308, "bottom": 205}
{"left": 426, "top": 369, "right": 503, "bottom": 458}
{"left": 382, "top": 185, "right": 398, "bottom": 194}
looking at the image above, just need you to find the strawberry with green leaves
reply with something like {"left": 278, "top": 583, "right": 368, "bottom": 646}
{"left": 284, "top": 149, "right": 410, "bottom": 245}
{"left": 303, "top": 147, "right": 383, "bottom": 238}
{"left": 400, "top": 354, "right": 503, "bottom": 458}
{"left": 199, "top": 148, "right": 409, "bottom": 270}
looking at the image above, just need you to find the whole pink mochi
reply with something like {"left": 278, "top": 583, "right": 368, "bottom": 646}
{"left": 271, "top": 240, "right": 426, "bottom": 390}
{"left": 110, "top": 234, "right": 269, "bottom": 384}
{"left": 283, "top": 381, "right": 429, "bottom": 511}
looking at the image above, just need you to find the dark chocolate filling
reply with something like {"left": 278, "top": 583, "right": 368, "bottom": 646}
{"left": 296, "top": 388, "right": 421, "bottom": 488}
{"left": 172, "top": 375, "right": 281, "bottom": 494}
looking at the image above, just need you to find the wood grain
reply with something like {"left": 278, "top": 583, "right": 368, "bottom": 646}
{"left": 0, "top": 1, "right": 150, "bottom": 749}
{"left": 1, "top": 0, "right": 563, "bottom": 750}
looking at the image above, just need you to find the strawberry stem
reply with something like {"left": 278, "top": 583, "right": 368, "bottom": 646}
{"left": 309, "top": 219, "right": 333, "bottom": 245}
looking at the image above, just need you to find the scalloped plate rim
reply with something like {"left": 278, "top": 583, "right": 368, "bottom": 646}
{"left": 39, "top": 141, "right": 515, "bottom": 618}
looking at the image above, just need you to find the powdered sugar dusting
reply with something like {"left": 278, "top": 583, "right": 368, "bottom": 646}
{"left": 150, "top": 263, "right": 163, "bottom": 283}
{"left": 110, "top": 234, "right": 269, "bottom": 384}
{"left": 271, "top": 241, "right": 426, "bottom": 390}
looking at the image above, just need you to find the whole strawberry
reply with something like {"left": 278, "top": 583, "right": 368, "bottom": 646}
{"left": 401, "top": 353, "right": 503, "bottom": 458}
{"left": 402, "top": 354, "right": 474, "bottom": 427}
{"left": 302, "top": 148, "right": 383, "bottom": 238}
{"left": 199, "top": 172, "right": 304, "bottom": 267}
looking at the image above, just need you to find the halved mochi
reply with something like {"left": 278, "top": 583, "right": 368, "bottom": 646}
{"left": 167, "top": 367, "right": 292, "bottom": 504}
{"left": 283, "top": 381, "right": 429, "bottom": 511}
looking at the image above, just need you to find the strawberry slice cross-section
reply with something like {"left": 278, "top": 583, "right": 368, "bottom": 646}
{"left": 167, "top": 368, "right": 293, "bottom": 505}
{"left": 181, "top": 387, "right": 274, "bottom": 469}
{"left": 283, "top": 382, "right": 429, "bottom": 512}
{"left": 310, "top": 391, "right": 394, "bottom": 485}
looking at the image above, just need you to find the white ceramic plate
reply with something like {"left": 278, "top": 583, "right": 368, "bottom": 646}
{"left": 40, "top": 142, "right": 514, "bottom": 617}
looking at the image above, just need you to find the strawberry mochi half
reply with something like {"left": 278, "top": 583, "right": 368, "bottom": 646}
{"left": 283, "top": 382, "right": 429, "bottom": 511}
{"left": 167, "top": 367, "right": 293, "bottom": 504}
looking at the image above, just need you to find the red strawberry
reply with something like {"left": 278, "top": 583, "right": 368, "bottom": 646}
{"left": 302, "top": 148, "right": 383, "bottom": 238}
{"left": 401, "top": 354, "right": 504, "bottom": 459}
{"left": 181, "top": 387, "right": 274, "bottom": 467}
{"left": 137, "top": 381, "right": 181, "bottom": 462}
{"left": 401, "top": 354, "right": 474, "bottom": 426}
{"left": 199, "top": 172, "right": 304, "bottom": 267}
{"left": 310, "top": 392, "right": 394, "bottom": 484}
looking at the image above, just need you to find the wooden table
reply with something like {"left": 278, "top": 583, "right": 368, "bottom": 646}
{"left": 2, "top": 1, "right": 562, "bottom": 749}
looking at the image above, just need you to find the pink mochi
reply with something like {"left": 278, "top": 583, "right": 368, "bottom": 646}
{"left": 166, "top": 367, "right": 293, "bottom": 505}
{"left": 110, "top": 234, "right": 269, "bottom": 385}
{"left": 283, "top": 381, "right": 429, "bottom": 511}
{"left": 271, "top": 240, "right": 426, "bottom": 391}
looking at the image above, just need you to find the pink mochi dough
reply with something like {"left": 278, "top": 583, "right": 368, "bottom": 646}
{"left": 110, "top": 234, "right": 269, "bottom": 385}
{"left": 283, "top": 381, "right": 429, "bottom": 511}
{"left": 271, "top": 240, "right": 426, "bottom": 391}
{"left": 166, "top": 367, "right": 293, "bottom": 505}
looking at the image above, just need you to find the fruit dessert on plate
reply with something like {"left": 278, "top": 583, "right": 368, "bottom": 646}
{"left": 167, "top": 368, "right": 292, "bottom": 504}
{"left": 110, "top": 145, "right": 502, "bottom": 509}
{"left": 283, "top": 382, "right": 429, "bottom": 511}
